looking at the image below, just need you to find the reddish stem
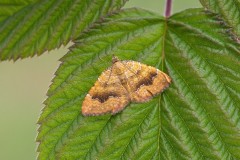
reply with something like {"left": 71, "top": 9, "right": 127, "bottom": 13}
{"left": 165, "top": 0, "right": 172, "bottom": 18}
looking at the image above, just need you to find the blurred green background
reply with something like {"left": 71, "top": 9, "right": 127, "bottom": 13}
{"left": 0, "top": 1, "right": 200, "bottom": 159}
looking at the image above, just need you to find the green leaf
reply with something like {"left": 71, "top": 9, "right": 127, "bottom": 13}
{"left": 0, "top": 0, "right": 127, "bottom": 61}
{"left": 200, "top": 0, "right": 240, "bottom": 38}
{"left": 37, "top": 8, "right": 240, "bottom": 160}
{"left": 0, "top": 0, "right": 38, "bottom": 23}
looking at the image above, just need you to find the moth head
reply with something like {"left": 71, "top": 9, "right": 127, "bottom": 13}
{"left": 112, "top": 55, "right": 120, "bottom": 64}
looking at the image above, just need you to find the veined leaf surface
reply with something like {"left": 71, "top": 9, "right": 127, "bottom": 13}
{"left": 37, "top": 8, "right": 240, "bottom": 160}
{"left": 0, "top": 0, "right": 127, "bottom": 61}
{"left": 0, "top": 0, "right": 38, "bottom": 23}
{"left": 200, "top": 0, "right": 240, "bottom": 38}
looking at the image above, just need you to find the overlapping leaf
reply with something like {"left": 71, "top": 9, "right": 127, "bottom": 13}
{"left": 0, "top": 0, "right": 38, "bottom": 23}
{"left": 200, "top": 0, "right": 240, "bottom": 38}
{"left": 0, "top": 0, "right": 127, "bottom": 61}
{"left": 37, "top": 8, "right": 240, "bottom": 160}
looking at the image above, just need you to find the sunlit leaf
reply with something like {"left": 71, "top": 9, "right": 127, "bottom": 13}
{"left": 0, "top": 0, "right": 38, "bottom": 23}
{"left": 0, "top": 0, "right": 127, "bottom": 61}
{"left": 37, "top": 8, "right": 240, "bottom": 160}
{"left": 200, "top": 0, "right": 240, "bottom": 38}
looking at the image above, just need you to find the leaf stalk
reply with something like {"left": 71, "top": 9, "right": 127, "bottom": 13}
{"left": 165, "top": 0, "right": 172, "bottom": 18}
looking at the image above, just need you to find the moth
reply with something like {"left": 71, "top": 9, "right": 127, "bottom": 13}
{"left": 82, "top": 56, "right": 171, "bottom": 116}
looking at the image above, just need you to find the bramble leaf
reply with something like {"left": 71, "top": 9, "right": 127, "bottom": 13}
{"left": 0, "top": 0, "right": 38, "bottom": 23}
{"left": 0, "top": 0, "right": 127, "bottom": 61}
{"left": 37, "top": 8, "right": 240, "bottom": 160}
{"left": 200, "top": 0, "right": 240, "bottom": 38}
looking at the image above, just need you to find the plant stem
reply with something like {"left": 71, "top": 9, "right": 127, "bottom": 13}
{"left": 165, "top": 0, "right": 172, "bottom": 18}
